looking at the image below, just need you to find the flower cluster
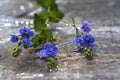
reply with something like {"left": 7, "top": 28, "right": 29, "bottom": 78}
{"left": 36, "top": 42, "right": 58, "bottom": 58}
{"left": 10, "top": 27, "right": 35, "bottom": 57}
{"left": 10, "top": 27, "right": 35, "bottom": 48}
{"left": 72, "top": 21, "right": 95, "bottom": 58}
{"left": 36, "top": 42, "right": 59, "bottom": 69}
{"left": 73, "top": 34, "right": 95, "bottom": 48}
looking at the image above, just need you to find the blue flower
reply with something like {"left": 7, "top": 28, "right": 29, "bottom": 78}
{"left": 24, "top": 39, "right": 33, "bottom": 46}
{"left": 83, "top": 34, "right": 95, "bottom": 47}
{"left": 72, "top": 36, "right": 84, "bottom": 46}
{"left": 20, "top": 39, "right": 33, "bottom": 48}
{"left": 19, "top": 27, "right": 34, "bottom": 40}
{"left": 10, "top": 33, "right": 19, "bottom": 42}
{"left": 36, "top": 42, "right": 59, "bottom": 58}
{"left": 36, "top": 50, "right": 47, "bottom": 58}
{"left": 45, "top": 43, "right": 59, "bottom": 56}
{"left": 81, "top": 21, "right": 91, "bottom": 33}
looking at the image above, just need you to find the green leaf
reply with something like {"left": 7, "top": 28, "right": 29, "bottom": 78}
{"left": 39, "top": 11, "right": 64, "bottom": 23}
{"left": 34, "top": 14, "right": 47, "bottom": 32}
{"left": 32, "top": 28, "right": 54, "bottom": 47}
{"left": 38, "top": 11, "right": 49, "bottom": 21}
{"left": 43, "top": 28, "right": 53, "bottom": 39}
{"left": 34, "top": 14, "right": 43, "bottom": 32}
{"left": 48, "top": 11, "right": 64, "bottom": 22}
{"left": 36, "top": 0, "right": 56, "bottom": 8}
{"left": 50, "top": 4, "right": 59, "bottom": 11}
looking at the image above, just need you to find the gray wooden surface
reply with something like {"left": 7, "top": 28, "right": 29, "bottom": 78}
{"left": 0, "top": 0, "right": 120, "bottom": 80}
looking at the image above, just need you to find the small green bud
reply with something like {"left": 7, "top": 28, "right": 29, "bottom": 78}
{"left": 12, "top": 46, "right": 21, "bottom": 57}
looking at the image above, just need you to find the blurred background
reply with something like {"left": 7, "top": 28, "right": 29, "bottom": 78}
{"left": 0, "top": 0, "right": 120, "bottom": 80}
{"left": 0, "top": 0, "right": 120, "bottom": 26}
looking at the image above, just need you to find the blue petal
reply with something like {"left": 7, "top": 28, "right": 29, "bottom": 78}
{"left": 19, "top": 27, "right": 25, "bottom": 34}
{"left": 53, "top": 47, "right": 59, "bottom": 54}
{"left": 24, "top": 39, "right": 33, "bottom": 46}
{"left": 10, "top": 33, "right": 18, "bottom": 42}
{"left": 19, "top": 27, "right": 30, "bottom": 35}
{"left": 28, "top": 31, "right": 35, "bottom": 37}
{"left": 81, "top": 21, "right": 91, "bottom": 33}
{"left": 72, "top": 36, "right": 81, "bottom": 45}
{"left": 82, "top": 21, "right": 91, "bottom": 27}
{"left": 44, "top": 43, "right": 51, "bottom": 50}
{"left": 44, "top": 42, "right": 58, "bottom": 56}
{"left": 79, "top": 38, "right": 85, "bottom": 46}
{"left": 36, "top": 50, "right": 47, "bottom": 58}
{"left": 22, "top": 34, "right": 30, "bottom": 40}
{"left": 50, "top": 42, "right": 56, "bottom": 47}
{"left": 83, "top": 34, "right": 95, "bottom": 46}
{"left": 9, "top": 33, "right": 15, "bottom": 37}
{"left": 44, "top": 43, "right": 56, "bottom": 50}
{"left": 46, "top": 47, "right": 58, "bottom": 56}
{"left": 46, "top": 50, "right": 54, "bottom": 56}
{"left": 19, "top": 27, "right": 34, "bottom": 40}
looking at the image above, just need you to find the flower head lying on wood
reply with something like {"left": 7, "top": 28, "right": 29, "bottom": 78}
{"left": 72, "top": 21, "right": 95, "bottom": 59}
{"left": 9, "top": 27, "right": 35, "bottom": 57}
{"left": 19, "top": 27, "right": 34, "bottom": 40}
{"left": 36, "top": 42, "right": 58, "bottom": 57}
{"left": 36, "top": 42, "right": 59, "bottom": 69}
{"left": 72, "top": 35, "right": 84, "bottom": 46}
{"left": 83, "top": 34, "right": 95, "bottom": 48}
{"left": 10, "top": 33, "right": 19, "bottom": 42}
{"left": 81, "top": 21, "right": 91, "bottom": 33}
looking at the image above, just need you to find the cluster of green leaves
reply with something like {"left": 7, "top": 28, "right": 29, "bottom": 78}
{"left": 32, "top": 0, "right": 64, "bottom": 47}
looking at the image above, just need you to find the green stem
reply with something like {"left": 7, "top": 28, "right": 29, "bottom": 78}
{"left": 50, "top": 15, "right": 73, "bottom": 25}
{"left": 49, "top": 15, "right": 83, "bottom": 37}
{"left": 72, "top": 18, "right": 83, "bottom": 37}
{"left": 45, "top": 6, "right": 51, "bottom": 24}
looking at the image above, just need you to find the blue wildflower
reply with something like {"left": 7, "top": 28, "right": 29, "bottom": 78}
{"left": 24, "top": 39, "right": 33, "bottom": 46}
{"left": 36, "top": 42, "right": 59, "bottom": 58}
{"left": 36, "top": 50, "right": 47, "bottom": 58}
{"left": 10, "top": 33, "right": 19, "bottom": 42}
{"left": 19, "top": 27, "right": 34, "bottom": 40}
{"left": 81, "top": 21, "right": 91, "bottom": 33}
{"left": 72, "top": 36, "right": 84, "bottom": 46}
{"left": 45, "top": 43, "right": 59, "bottom": 56}
{"left": 20, "top": 39, "right": 33, "bottom": 48}
{"left": 83, "top": 34, "right": 95, "bottom": 47}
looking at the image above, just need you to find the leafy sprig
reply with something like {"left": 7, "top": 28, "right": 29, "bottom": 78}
{"left": 32, "top": 0, "right": 64, "bottom": 47}
{"left": 10, "top": 0, "right": 63, "bottom": 70}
